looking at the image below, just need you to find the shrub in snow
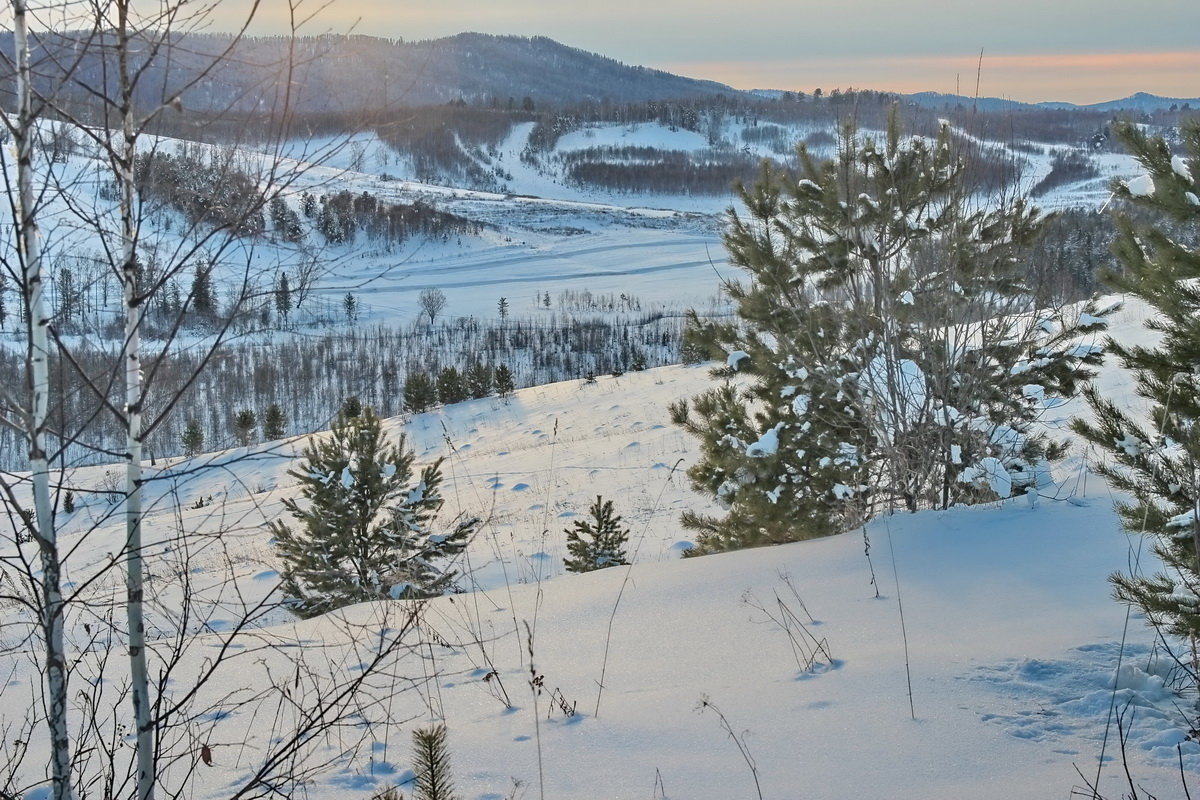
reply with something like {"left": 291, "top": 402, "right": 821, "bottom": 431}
{"left": 673, "top": 110, "right": 1107, "bottom": 555}
{"left": 271, "top": 406, "right": 479, "bottom": 618}
{"left": 1073, "top": 119, "right": 1200, "bottom": 651}
{"left": 563, "top": 495, "right": 631, "bottom": 573}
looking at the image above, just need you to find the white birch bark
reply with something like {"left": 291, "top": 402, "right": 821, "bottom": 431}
{"left": 114, "top": 4, "right": 154, "bottom": 798}
{"left": 13, "top": 2, "right": 74, "bottom": 798}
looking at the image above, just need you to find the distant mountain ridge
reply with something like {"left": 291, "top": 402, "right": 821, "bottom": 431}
{"left": 0, "top": 29, "right": 1184, "bottom": 117}
{"left": 905, "top": 90, "right": 1199, "bottom": 113}
{"left": 0, "top": 31, "right": 738, "bottom": 114}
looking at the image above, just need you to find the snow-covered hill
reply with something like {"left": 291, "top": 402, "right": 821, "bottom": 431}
{"left": 3, "top": 298, "right": 1197, "bottom": 799}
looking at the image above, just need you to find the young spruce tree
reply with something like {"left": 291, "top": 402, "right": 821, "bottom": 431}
{"left": 673, "top": 111, "right": 1107, "bottom": 555}
{"left": 563, "top": 495, "right": 630, "bottom": 573}
{"left": 271, "top": 406, "right": 479, "bottom": 618}
{"left": 1073, "top": 120, "right": 1200, "bottom": 647}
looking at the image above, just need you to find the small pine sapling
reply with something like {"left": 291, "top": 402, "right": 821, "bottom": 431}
{"left": 233, "top": 408, "right": 257, "bottom": 447}
{"left": 181, "top": 418, "right": 204, "bottom": 457}
{"left": 465, "top": 361, "right": 493, "bottom": 399}
{"left": 404, "top": 372, "right": 438, "bottom": 413}
{"left": 263, "top": 402, "right": 288, "bottom": 440}
{"left": 436, "top": 366, "right": 468, "bottom": 405}
{"left": 411, "top": 724, "right": 459, "bottom": 800}
{"left": 563, "top": 495, "right": 630, "bottom": 573}
{"left": 494, "top": 364, "right": 515, "bottom": 399}
{"left": 271, "top": 406, "right": 480, "bottom": 618}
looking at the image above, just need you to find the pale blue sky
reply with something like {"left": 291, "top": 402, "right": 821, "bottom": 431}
{"left": 115, "top": 0, "right": 1200, "bottom": 103}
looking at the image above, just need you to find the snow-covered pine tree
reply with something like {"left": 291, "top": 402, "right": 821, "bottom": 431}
{"left": 563, "top": 495, "right": 630, "bottom": 573}
{"left": 271, "top": 406, "right": 479, "bottom": 618}
{"left": 674, "top": 111, "right": 1107, "bottom": 555}
{"left": 1072, "top": 120, "right": 1200, "bottom": 646}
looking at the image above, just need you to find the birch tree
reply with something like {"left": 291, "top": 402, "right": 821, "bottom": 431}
{"left": 4, "top": 4, "right": 73, "bottom": 799}
{"left": 0, "top": 4, "right": 431, "bottom": 800}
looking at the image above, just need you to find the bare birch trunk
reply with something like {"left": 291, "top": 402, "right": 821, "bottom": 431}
{"left": 114, "top": 4, "right": 154, "bottom": 798}
{"left": 13, "top": 2, "right": 74, "bottom": 798}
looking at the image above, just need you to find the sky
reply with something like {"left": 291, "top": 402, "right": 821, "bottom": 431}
{"left": 215, "top": 0, "right": 1200, "bottom": 105}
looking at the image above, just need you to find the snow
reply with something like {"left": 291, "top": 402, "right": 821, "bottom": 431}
{"left": 726, "top": 349, "right": 750, "bottom": 369}
{"left": 2, "top": 300, "right": 1197, "bottom": 800}
{"left": 864, "top": 356, "right": 928, "bottom": 424}
{"left": 1065, "top": 342, "right": 1105, "bottom": 358}
{"left": 1166, "top": 508, "right": 1197, "bottom": 530}
{"left": 745, "top": 422, "right": 783, "bottom": 457}
{"left": 1126, "top": 174, "right": 1156, "bottom": 197}
{"left": 1172, "top": 154, "right": 1193, "bottom": 183}
{"left": 1115, "top": 433, "right": 1145, "bottom": 456}
{"left": 959, "top": 456, "right": 1013, "bottom": 498}
{"left": 0, "top": 118, "right": 1194, "bottom": 800}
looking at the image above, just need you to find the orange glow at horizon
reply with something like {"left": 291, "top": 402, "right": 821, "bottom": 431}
{"left": 665, "top": 50, "right": 1200, "bottom": 105}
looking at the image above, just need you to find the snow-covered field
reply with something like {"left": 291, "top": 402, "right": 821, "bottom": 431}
{"left": 3, "top": 296, "right": 1197, "bottom": 799}
{"left": 2, "top": 115, "right": 1184, "bottom": 800}
{"left": 273, "top": 119, "right": 1140, "bottom": 326}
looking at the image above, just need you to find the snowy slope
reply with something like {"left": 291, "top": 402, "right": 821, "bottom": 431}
{"left": 3, "top": 298, "right": 1198, "bottom": 800}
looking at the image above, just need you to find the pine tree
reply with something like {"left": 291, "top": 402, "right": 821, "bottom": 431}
{"left": 411, "top": 724, "right": 459, "bottom": 800}
{"left": 56, "top": 267, "right": 78, "bottom": 327}
{"left": 0, "top": 271, "right": 9, "bottom": 331}
{"left": 674, "top": 112, "right": 1107, "bottom": 555}
{"left": 563, "top": 495, "right": 630, "bottom": 573}
{"left": 181, "top": 418, "right": 205, "bottom": 457}
{"left": 465, "top": 361, "right": 493, "bottom": 399}
{"left": 189, "top": 263, "right": 217, "bottom": 320}
{"left": 275, "top": 272, "right": 292, "bottom": 325}
{"left": 263, "top": 402, "right": 288, "bottom": 440}
{"left": 269, "top": 195, "right": 303, "bottom": 242}
{"left": 437, "top": 366, "right": 468, "bottom": 405}
{"left": 340, "top": 395, "right": 363, "bottom": 419}
{"left": 1072, "top": 120, "right": 1200, "bottom": 646}
{"left": 404, "top": 372, "right": 438, "bottom": 413}
{"left": 233, "top": 409, "right": 257, "bottom": 447}
{"left": 494, "top": 364, "right": 515, "bottom": 399}
{"left": 270, "top": 406, "right": 479, "bottom": 618}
